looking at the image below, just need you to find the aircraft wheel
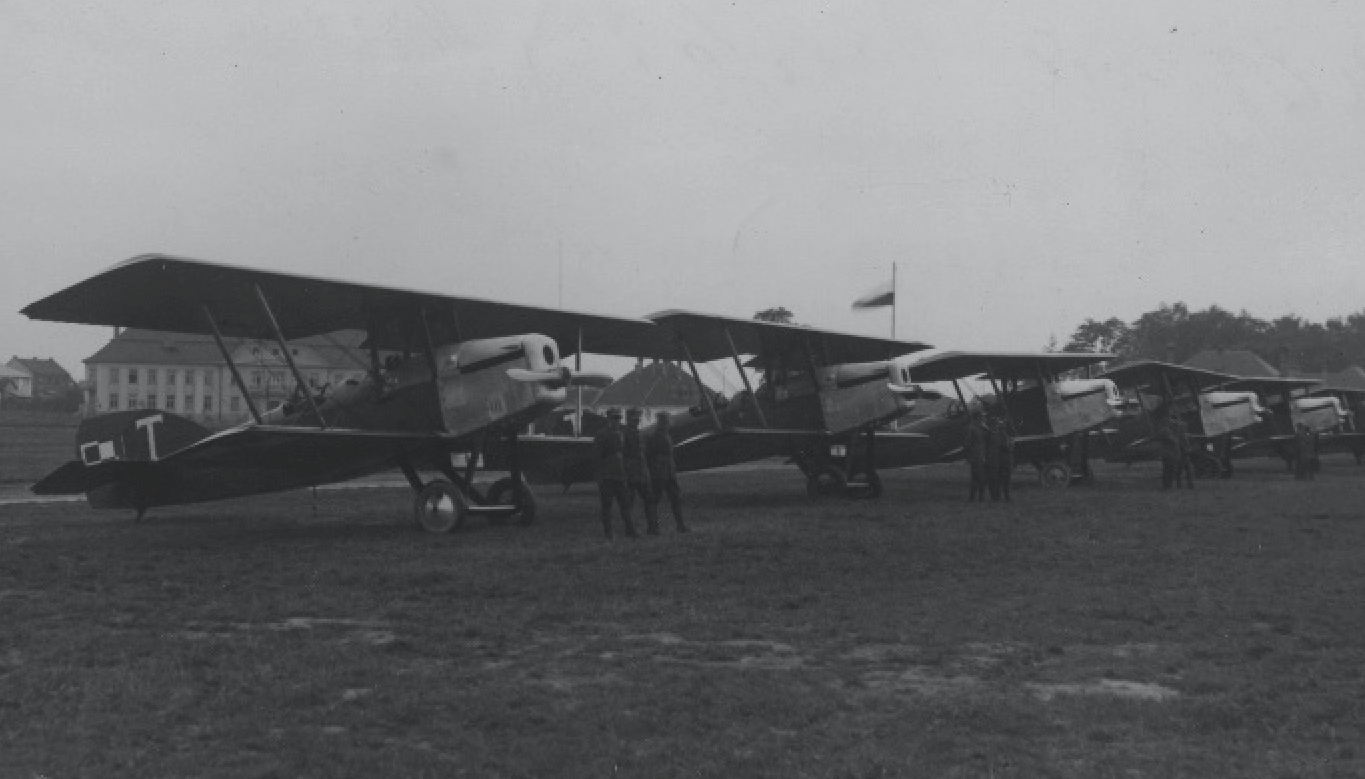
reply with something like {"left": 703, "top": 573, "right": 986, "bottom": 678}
{"left": 488, "top": 476, "right": 539, "bottom": 526}
{"left": 413, "top": 480, "right": 466, "bottom": 533}
{"left": 806, "top": 467, "right": 847, "bottom": 499}
{"left": 1037, "top": 461, "right": 1072, "bottom": 489}
{"left": 864, "top": 469, "right": 883, "bottom": 499}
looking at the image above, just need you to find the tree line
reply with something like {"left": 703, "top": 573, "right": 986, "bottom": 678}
{"left": 1061, "top": 303, "right": 1365, "bottom": 373}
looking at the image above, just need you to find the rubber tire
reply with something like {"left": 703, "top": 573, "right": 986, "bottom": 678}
{"left": 413, "top": 480, "right": 466, "bottom": 533}
{"left": 864, "top": 469, "right": 883, "bottom": 499}
{"left": 1037, "top": 461, "right": 1072, "bottom": 489}
{"left": 806, "top": 467, "right": 847, "bottom": 499}
{"left": 487, "top": 476, "right": 539, "bottom": 526}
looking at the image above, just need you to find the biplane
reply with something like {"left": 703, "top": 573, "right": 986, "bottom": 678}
{"left": 870, "top": 351, "right": 1121, "bottom": 487}
{"left": 1218, "top": 376, "right": 1365, "bottom": 468}
{"left": 1095, "top": 361, "right": 1262, "bottom": 477}
{"left": 495, "top": 310, "right": 935, "bottom": 498}
{"left": 23, "top": 254, "right": 676, "bottom": 531}
{"left": 24, "top": 255, "right": 936, "bottom": 527}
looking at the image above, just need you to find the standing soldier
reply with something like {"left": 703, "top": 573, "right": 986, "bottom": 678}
{"left": 594, "top": 408, "right": 636, "bottom": 538}
{"left": 964, "top": 406, "right": 990, "bottom": 502}
{"left": 622, "top": 408, "right": 657, "bottom": 534}
{"left": 989, "top": 412, "right": 1015, "bottom": 502}
{"left": 1294, "top": 423, "right": 1318, "bottom": 481}
{"left": 646, "top": 411, "right": 689, "bottom": 533}
{"left": 1172, "top": 411, "right": 1195, "bottom": 489}
{"left": 1156, "top": 406, "right": 1181, "bottom": 489}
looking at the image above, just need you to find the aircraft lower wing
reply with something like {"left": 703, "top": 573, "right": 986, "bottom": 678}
{"left": 1232, "top": 432, "right": 1365, "bottom": 461}
{"left": 1230, "top": 434, "right": 1293, "bottom": 457}
{"left": 505, "top": 427, "right": 930, "bottom": 488}
{"left": 35, "top": 424, "right": 480, "bottom": 508}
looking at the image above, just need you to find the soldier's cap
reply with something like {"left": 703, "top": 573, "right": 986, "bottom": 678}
{"left": 626, "top": 407, "right": 643, "bottom": 419}
{"left": 606, "top": 407, "right": 623, "bottom": 419}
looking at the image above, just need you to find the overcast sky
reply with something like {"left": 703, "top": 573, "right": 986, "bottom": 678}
{"left": 5, "top": 1, "right": 1364, "bottom": 377}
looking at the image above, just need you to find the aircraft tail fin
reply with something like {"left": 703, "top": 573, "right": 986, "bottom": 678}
{"left": 31, "top": 410, "right": 212, "bottom": 496}
{"left": 73, "top": 409, "right": 211, "bottom": 465}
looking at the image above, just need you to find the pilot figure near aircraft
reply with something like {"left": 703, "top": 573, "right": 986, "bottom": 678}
{"left": 623, "top": 408, "right": 657, "bottom": 534}
{"left": 594, "top": 408, "right": 637, "bottom": 538}
{"left": 986, "top": 412, "right": 1014, "bottom": 502}
{"left": 646, "top": 411, "right": 689, "bottom": 533}
{"left": 964, "top": 406, "right": 990, "bottom": 502}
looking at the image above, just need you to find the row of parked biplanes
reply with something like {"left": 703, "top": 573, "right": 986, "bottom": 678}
{"left": 23, "top": 256, "right": 1365, "bottom": 531}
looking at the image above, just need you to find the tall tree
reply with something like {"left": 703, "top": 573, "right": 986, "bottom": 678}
{"left": 1061, "top": 304, "right": 1365, "bottom": 372}
{"left": 1062, "top": 317, "right": 1129, "bottom": 355}
{"left": 753, "top": 307, "right": 794, "bottom": 324}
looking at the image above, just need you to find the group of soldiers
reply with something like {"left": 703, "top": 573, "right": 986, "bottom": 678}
{"left": 593, "top": 407, "right": 689, "bottom": 539}
{"left": 1148, "top": 405, "right": 1319, "bottom": 488}
{"left": 963, "top": 405, "right": 1015, "bottom": 502}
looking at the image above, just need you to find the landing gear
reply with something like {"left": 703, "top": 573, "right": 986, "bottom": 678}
{"left": 794, "top": 428, "right": 883, "bottom": 500}
{"left": 487, "top": 476, "right": 538, "bottom": 525}
{"left": 1037, "top": 460, "right": 1072, "bottom": 489}
{"left": 399, "top": 431, "right": 536, "bottom": 534}
{"left": 413, "top": 480, "right": 466, "bottom": 533}
{"left": 804, "top": 466, "right": 847, "bottom": 499}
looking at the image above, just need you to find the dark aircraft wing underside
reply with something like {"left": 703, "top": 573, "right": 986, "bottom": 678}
{"left": 35, "top": 425, "right": 481, "bottom": 507}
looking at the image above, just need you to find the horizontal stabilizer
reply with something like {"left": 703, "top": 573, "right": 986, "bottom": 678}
{"left": 32, "top": 459, "right": 143, "bottom": 495}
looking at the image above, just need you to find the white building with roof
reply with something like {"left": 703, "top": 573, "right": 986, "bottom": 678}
{"left": 83, "top": 328, "right": 371, "bottom": 426}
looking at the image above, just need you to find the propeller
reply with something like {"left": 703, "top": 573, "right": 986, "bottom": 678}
{"left": 507, "top": 367, "right": 615, "bottom": 389}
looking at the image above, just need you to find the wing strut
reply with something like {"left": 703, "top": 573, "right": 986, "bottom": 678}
{"left": 681, "top": 341, "right": 723, "bottom": 431}
{"left": 986, "top": 361, "right": 1019, "bottom": 436}
{"left": 416, "top": 304, "right": 440, "bottom": 381}
{"left": 252, "top": 284, "right": 327, "bottom": 429}
{"left": 363, "top": 298, "right": 383, "bottom": 380}
{"left": 723, "top": 327, "right": 768, "bottom": 428}
{"left": 952, "top": 379, "right": 967, "bottom": 405}
{"left": 202, "top": 303, "right": 262, "bottom": 425}
{"left": 1160, "top": 371, "right": 1176, "bottom": 404}
{"left": 574, "top": 328, "right": 584, "bottom": 437}
{"left": 1134, "top": 381, "right": 1157, "bottom": 436}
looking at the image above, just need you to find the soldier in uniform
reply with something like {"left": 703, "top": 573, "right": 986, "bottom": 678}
{"left": 1155, "top": 407, "right": 1181, "bottom": 489}
{"left": 622, "top": 407, "right": 657, "bottom": 534}
{"left": 646, "top": 411, "right": 689, "bottom": 533}
{"left": 594, "top": 408, "right": 636, "bottom": 538}
{"left": 1294, "top": 423, "right": 1318, "bottom": 481}
{"left": 1172, "top": 412, "right": 1195, "bottom": 489}
{"left": 964, "top": 406, "right": 990, "bottom": 502}
{"left": 987, "top": 412, "right": 1015, "bottom": 502}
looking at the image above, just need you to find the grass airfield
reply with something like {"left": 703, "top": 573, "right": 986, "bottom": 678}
{"left": 2, "top": 459, "right": 1363, "bottom": 778}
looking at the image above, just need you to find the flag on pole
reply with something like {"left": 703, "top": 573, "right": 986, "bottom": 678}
{"left": 852, "top": 280, "right": 894, "bottom": 309}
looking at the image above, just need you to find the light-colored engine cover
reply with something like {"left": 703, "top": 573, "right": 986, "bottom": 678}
{"left": 1291, "top": 396, "right": 1348, "bottom": 433}
{"left": 1198, "top": 391, "right": 1264, "bottom": 436}
{"left": 1046, "top": 378, "right": 1119, "bottom": 436}
{"left": 439, "top": 334, "right": 566, "bottom": 437}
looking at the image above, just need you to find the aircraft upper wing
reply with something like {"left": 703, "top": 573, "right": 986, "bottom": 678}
{"left": 1217, "top": 376, "right": 1322, "bottom": 393}
{"left": 645, "top": 310, "right": 932, "bottom": 364}
{"left": 1097, "top": 360, "right": 1241, "bottom": 391}
{"left": 1309, "top": 386, "right": 1365, "bottom": 399}
{"left": 22, "top": 254, "right": 669, "bottom": 358}
{"left": 904, "top": 351, "right": 1114, "bottom": 384}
